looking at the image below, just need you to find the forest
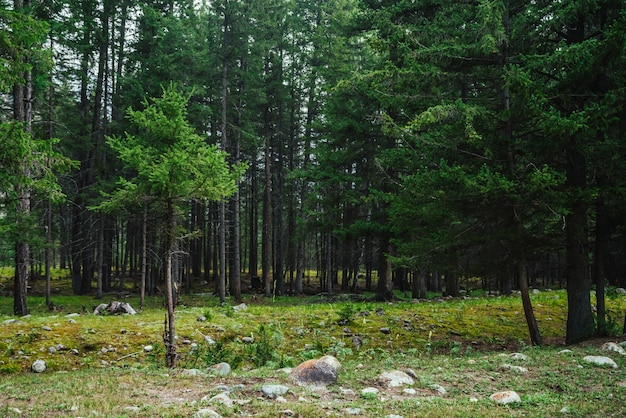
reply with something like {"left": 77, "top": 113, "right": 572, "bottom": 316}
{"left": 1, "top": 0, "right": 626, "bottom": 349}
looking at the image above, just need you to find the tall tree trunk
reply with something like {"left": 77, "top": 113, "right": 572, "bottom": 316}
{"left": 594, "top": 183, "right": 608, "bottom": 335}
{"left": 249, "top": 158, "right": 259, "bottom": 280}
{"left": 518, "top": 259, "right": 542, "bottom": 345}
{"left": 164, "top": 201, "right": 177, "bottom": 368}
{"left": 263, "top": 128, "right": 273, "bottom": 297}
{"left": 565, "top": 144, "right": 594, "bottom": 344}
{"left": 218, "top": 9, "right": 230, "bottom": 304}
{"left": 12, "top": 0, "right": 31, "bottom": 316}
{"left": 140, "top": 205, "right": 148, "bottom": 310}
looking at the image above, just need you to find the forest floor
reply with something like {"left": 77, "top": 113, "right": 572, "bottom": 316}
{"left": 0, "top": 270, "right": 625, "bottom": 417}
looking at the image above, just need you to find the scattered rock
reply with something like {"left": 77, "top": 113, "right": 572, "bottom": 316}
{"left": 501, "top": 364, "right": 528, "bottom": 373}
{"left": 339, "top": 387, "right": 356, "bottom": 396}
{"left": 232, "top": 303, "right": 247, "bottom": 312}
{"left": 405, "top": 368, "right": 418, "bottom": 379}
{"left": 181, "top": 368, "right": 206, "bottom": 378}
{"left": 361, "top": 387, "right": 379, "bottom": 398}
{"left": 386, "top": 415, "right": 404, "bottom": 418}
{"left": 197, "top": 316, "right": 207, "bottom": 322}
{"left": 558, "top": 349, "right": 573, "bottom": 354}
{"left": 508, "top": 353, "right": 528, "bottom": 361}
{"left": 3, "top": 319, "right": 22, "bottom": 325}
{"left": 379, "top": 370, "right": 414, "bottom": 388}
{"left": 94, "top": 301, "right": 137, "bottom": 315}
{"left": 583, "top": 355, "right": 618, "bottom": 368}
{"left": 65, "top": 313, "right": 80, "bottom": 318}
{"left": 615, "top": 288, "right": 626, "bottom": 295}
{"left": 124, "top": 406, "right": 141, "bottom": 412}
{"left": 205, "top": 335, "right": 217, "bottom": 345}
{"left": 193, "top": 408, "right": 222, "bottom": 418}
{"left": 601, "top": 342, "right": 626, "bottom": 355}
{"left": 282, "top": 410, "right": 295, "bottom": 416}
{"left": 241, "top": 336, "right": 254, "bottom": 344}
{"left": 143, "top": 345, "right": 154, "bottom": 353}
{"left": 42, "top": 326, "right": 52, "bottom": 331}
{"left": 490, "top": 390, "right": 521, "bottom": 404}
{"left": 31, "top": 359, "right": 47, "bottom": 373}
{"left": 262, "top": 384, "right": 289, "bottom": 399}
{"left": 207, "top": 393, "right": 233, "bottom": 408}
{"left": 345, "top": 408, "right": 361, "bottom": 415}
{"left": 430, "top": 384, "right": 446, "bottom": 395}
{"left": 532, "top": 289, "right": 540, "bottom": 294}
{"left": 380, "top": 327, "right": 391, "bottom": 334}
{"left": 289, "top": 355, "right": 341, "bottom": 387}
{"left": 208, "top": 362, "right": 231, "bottom": 377}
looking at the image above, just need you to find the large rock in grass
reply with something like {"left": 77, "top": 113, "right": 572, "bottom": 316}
{"left": 490, "top": 390, "right": 521, "bottom": 404}
{"left": 601, "top": 342, "right": 626, "bottom": 355}
{"left": 289, "top": 355, "right": 341, "bottom": 387}
{"left": 31, "top": 359, "right": 47, "bottom": 373}
{"left": 583, "top": 355, "right": 618, "bottom": 369}
{"left": 94, "top": 301, "right": 137, "bottom": 315}
{"left": 378, "top": 370, "right": 414, "bottom": 388}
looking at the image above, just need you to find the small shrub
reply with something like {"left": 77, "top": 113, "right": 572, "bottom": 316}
{"left": 336, "top": 302, "right": 357, "bottom": 325}
{"left": 243, "top": 324, "right": 283, "bottom": 367}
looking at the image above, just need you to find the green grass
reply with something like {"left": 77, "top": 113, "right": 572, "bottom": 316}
{"left": 0, "top": 271, "right": 625, "bottom": 416}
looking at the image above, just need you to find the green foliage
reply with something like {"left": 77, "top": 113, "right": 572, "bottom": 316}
{"left": 100, "top": 85, "right": 244, "bottom": 211}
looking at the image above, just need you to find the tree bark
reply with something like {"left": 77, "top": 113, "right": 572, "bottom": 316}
{"left": 164, "top": 201, "right": 177, "bottom": 368}
{"left": 518, "top": 259, "right": 542, "bottom": 346}
{"left": 564, "top": 144, "right": 594, "bottom": 344}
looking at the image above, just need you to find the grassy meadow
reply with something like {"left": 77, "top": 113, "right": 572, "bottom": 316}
{"left": 0, "top": 268, "right": 625, "bottom": 417}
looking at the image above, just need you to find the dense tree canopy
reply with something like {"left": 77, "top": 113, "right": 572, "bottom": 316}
{"left": 1, "top": 0, "right": 625, "bottom": 345}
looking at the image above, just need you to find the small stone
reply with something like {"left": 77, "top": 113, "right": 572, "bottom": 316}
{"left": 430, "top": 384, "right": 446, "bottom": 395}
{"left": 197, "top": 316, "right": 207, "bottom": 322}
{"left": 386, "top": 415, "right": 404, "bottom": 418}
{"left": 71, "top": 349, "right": 79, "bottom": 355}
{"left": 583, "top": 355, "right": 618, "bottom": 368}
{"left": 241, "top": 336, "right": 254, "bottom": 344}
{"left": 205, "top": 335, "right": 217, "bottom": 345}
{"left": 509, "top": 353, "right": 528, "bottom": 361}
{"left": 615, "top": 288, "right": 626, "bottom": 295}
{"left": 380, "top": 327, "right": 391, "bottom": 334}
{"left": 490, "top": 390, "right": 521, "bottom": 404}
{"left": 48, "top": 346, "right": 57, "bottom": 354}
{"left": 193, "top": 408, "right": 221, "bottom": 418}
{"left": 67, "top": 319, "right": 77, "bottom": 324}
{"left": 403, "top": 388, "right": 417, "bottom": 395}
{"left": 65, "top": 313, "right": 80, "bottom": 318}
{"left": 501, "top": 364, "right": 528, "bottom": 373}
{"left": 232, "top": 303, "right": 247, "bottom": 312}
{"left": 124, "top": 406, "right": 141, "bottom": 412}
{"left": 262, "top": 384, "right": 289, "bottom": 399}
{"left": 560, "top": 406, "right": 569, "bottom": 413}
{"left": 361, "top": 387, "right": 379, "bottom": 398}
{"left": 282, "top": 410, "right": 295, "bottom": 417}
{"left": 42, "top": 326, "right": 52, "bottom": 331}
{"left": 275, "top": 396, "right": 287, "bottom": 403}
{"left": 31, "top": 359, "right": 47, "bottom": 373}
{"left": 208, "top": 393, "right": 233, "bottom": 408}
{"left": 208, "top": 362, "right": 231, "bottom": 377}
{"left": 345, "top": 408, "right": 361, "bottom": 415}
{"left": 601, "top": 342, "right": 626, "bottom": 355}
{"left": 532, "top": 289, "right": 540, "bottom": 294}
{"left": 340, "top": 387, "right": 356, "bottom": 396}
{"left": 379, "top": 370, "right": 414, "bottom": 388}
{"left": 469, "top": 397, "right": 478, "bottom": 403}
{"left": 181, "top": 368, "right": 206, "bottom": 377}
{"left": 405, "top": 368, "right": 417, "bottom": 378}
{"left": 558, "top": 349, "right": 573, "bottom": 354}
{"left": 9, "top": 408, "right": 22, "bottom": 415}
{"left": 143, "top": 345, "right": 154, "bottom": 353}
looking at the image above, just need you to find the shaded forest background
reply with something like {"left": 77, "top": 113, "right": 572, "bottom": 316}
{"left": 1, "top": 0, "right": 626, "bottom": 345}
